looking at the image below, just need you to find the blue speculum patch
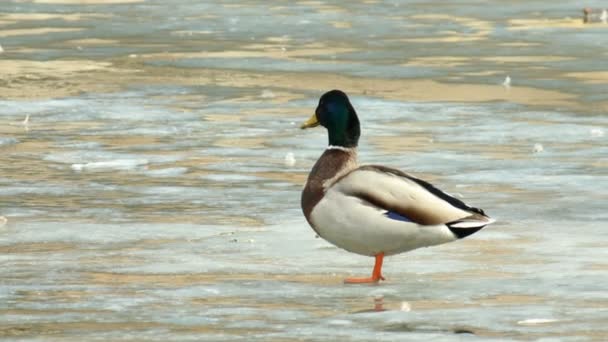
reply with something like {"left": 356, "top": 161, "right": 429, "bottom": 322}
{"left": 384, "top": 211, "right": 412, "bottom": 222}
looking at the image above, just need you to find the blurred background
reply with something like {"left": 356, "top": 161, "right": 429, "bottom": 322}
{"left": 0, "top": 1, "right": 607, "bottom": 341}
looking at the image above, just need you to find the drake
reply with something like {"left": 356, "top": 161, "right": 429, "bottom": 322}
{"left": 300, "top": 90, "right": 495, "bottom": 284}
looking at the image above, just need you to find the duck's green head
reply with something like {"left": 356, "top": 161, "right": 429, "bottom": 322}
{"left": 301, "top": 90, "right": 360, "bottom": 148}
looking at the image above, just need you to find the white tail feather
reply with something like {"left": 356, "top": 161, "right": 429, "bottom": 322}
{"left": 449, "top": 217, "right": 495, "bottom": 229}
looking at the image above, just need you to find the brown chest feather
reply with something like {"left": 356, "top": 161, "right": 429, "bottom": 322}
{"left": 301, "top": 149, "right": 355, "bottom": 221}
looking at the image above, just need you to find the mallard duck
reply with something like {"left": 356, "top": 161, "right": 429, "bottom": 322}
{"left": 300, "top": 90, "right": 495, "bottom": 284}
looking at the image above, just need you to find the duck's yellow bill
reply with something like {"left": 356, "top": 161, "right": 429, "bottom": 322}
{"left": 300, "top": 114, "right": 320, "bottom": 129}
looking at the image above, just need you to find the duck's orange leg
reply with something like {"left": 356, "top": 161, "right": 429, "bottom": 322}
{"left": 344, "top": 253, "right": 385, "bottom": 284}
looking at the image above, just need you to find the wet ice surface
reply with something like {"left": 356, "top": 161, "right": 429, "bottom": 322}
{"left": 1, "top": 0, "right": 608, "bottom": 341}
{"left": 2, "top": 91, "right": 607, "bottom": 341}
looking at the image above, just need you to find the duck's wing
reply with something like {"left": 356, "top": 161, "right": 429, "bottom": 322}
{"left": 331, "top": 165, "right": 493, "bottom": 233}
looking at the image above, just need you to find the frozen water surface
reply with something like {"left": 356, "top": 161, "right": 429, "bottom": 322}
{"left": 1, "top": 0, "right": 607, "bottom": 341}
